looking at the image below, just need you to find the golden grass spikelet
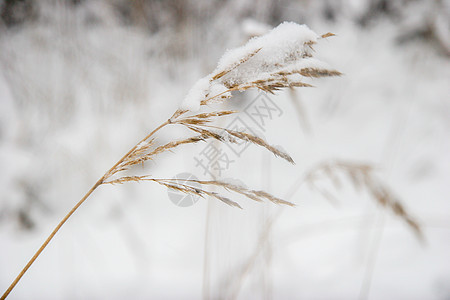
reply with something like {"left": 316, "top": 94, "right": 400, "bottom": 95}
{"left": 120, "top": 135, "right": 211, "bottom": 168}
{"left": 115, "top": 177, "right": 293, "bottom": 209}
{"left": 321, "top": 32, "right": 336, "bottom": 39}
{"left": 175, "top": 111, "right": 237, "bottom": 126}
{"left": 193, "top": 180, "right": 265, "bottom": 203}
{"left": 298, "top": 68, "right": 342, "bottom": 77}
{"left": 252, "top": 190, "right": 296, "bottom": 206}
{"left": 221, "top": 128, "right": 295, "bottom": 164}
{"left": 185, "top": 110, "right": 237, "bottom": 119}
{"left": 150, "top": 135, "right": 209, "bottom": 154}
{"left": 153, "top": 181, "right": 200, "bottom": 195}
{"left": 201, "top": 191, "right": 242, "bottom": 209}
{"left": 183, "top": 179, "right": 295, "bottom": 207}
{"left": 174, "top": 118, "right": 211, "bottom": 126}
{"left": 276, "top": 68, "right": 342, "bottom": 78}
{"left": 142, "top": 176, "right": 294, "bottom": 208}
{"left": 182, "top": 125, "right": 236, "bottom": 143}
{"left": 105, "top": 175, "right": 150, "bottom": 185}
{"left": 178, "top": 122, "right": 294, "bottom": 164}
{"left": 130, "top": 139, "right": 155, "bottom": 157}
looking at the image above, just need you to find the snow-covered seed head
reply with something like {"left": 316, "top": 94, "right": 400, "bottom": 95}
{"left": 181, "top": 22, "right": 341, "bottom": 111}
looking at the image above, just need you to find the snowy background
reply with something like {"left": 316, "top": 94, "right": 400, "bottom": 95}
{"left": 0, "top": 0, "right": 449, "bottom": 299}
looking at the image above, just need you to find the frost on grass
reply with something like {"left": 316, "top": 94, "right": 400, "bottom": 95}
{"left": 182, "top": 77, "right": 211, "bottom": 111}
{"left": 181, "top": 22, "right": 340, "bottom": 111}
{"left": 215, "top": 22, "right": 317, "bottom": 78}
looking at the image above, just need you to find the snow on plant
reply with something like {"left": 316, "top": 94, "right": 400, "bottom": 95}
{"left": 182, "top": 22, "right": 340, "bottom": 111}
{"left": 2, "top": 22, "right": 341, "bottom": 299}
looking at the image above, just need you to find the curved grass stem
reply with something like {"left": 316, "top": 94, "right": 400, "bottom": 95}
{"left": 1, "top": 120, "right": 170, "bottom": 299}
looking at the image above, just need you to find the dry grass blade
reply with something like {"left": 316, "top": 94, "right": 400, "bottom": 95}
{"left": 202, "top": 191, "right": 243, "bottom": 209}
{"left": 182, "top": 125, "right": 237, "bottom": 143}
{"left": 105, "top": 175, "right": 150, "bottom": 185}
{"left": 189, "top": 110, "right": 237, "bottom": 119}
{"left": 184, "top": 111, "right": 238, "bottom": 122}
{"left": 149, "top": 135, "right": 209, "bottom": 156}
{"left": 179, "top": 121, "right": 294, "bottom": 164}
{"left": 152, "top": 178, "right": 244, "bottom": 208}
{"left": 129, "top": 139, "right": 156, "bottom": 158}
{"left": 111, "top": 177, "right": 295, "bottom": 208}
{"left": 211, "top": 47, "right": 262, "bottom": 80}
{"left": 229, "top": 78, "right": 315, "bottom": 94}
{"left": 321, "top": 32, "right": 336, "bottom": 39}
{"left": 105, "top": 139, "right": 156, "bottom": 177}
{"left": 276, "top": 68, "right": 342, "bottom": 78}
{"left": 252, "top": 190, "right": 296, "bottom": 206}
{"left": 174, "top": 118, "right": 211, "bottom": 126}
{"left": 118, "top": 135, "right": 210, "bottom": 168}
{"left": 174, "top": 111, "right": 237, "bottom": 126}
{"left": 183, "top": 179, "right": 295, "bottom": 207}
{"left": 152, "top": 180, "right": 205, "bottom": 199}
{"left": 169, "top": 109, "right": 189, "bottom": 121}
{"left": 222, "top": 128, "right": 295, "bottom": 164}
{"left": 299, "top": 68, "right": 342, "bottom": 77}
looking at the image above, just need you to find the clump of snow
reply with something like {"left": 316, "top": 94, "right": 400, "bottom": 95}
{"left": 181, "top": 76, "right": 211, "bottom": 111}
{"left": 181, "top": 78, "right": 232, "bottom": 111}
{"left": 209, "top": 83, "right": 230, "bottom": 99}
{"left": 181, "top": 22, "right": 320, "bottom": 112}
{"left": 215, "top": 22, "right": 318, "bottom": 78}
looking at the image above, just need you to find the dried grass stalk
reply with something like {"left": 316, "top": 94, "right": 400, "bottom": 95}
{"left": 1, "top": 23, "right": 339, "bottom": 299}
